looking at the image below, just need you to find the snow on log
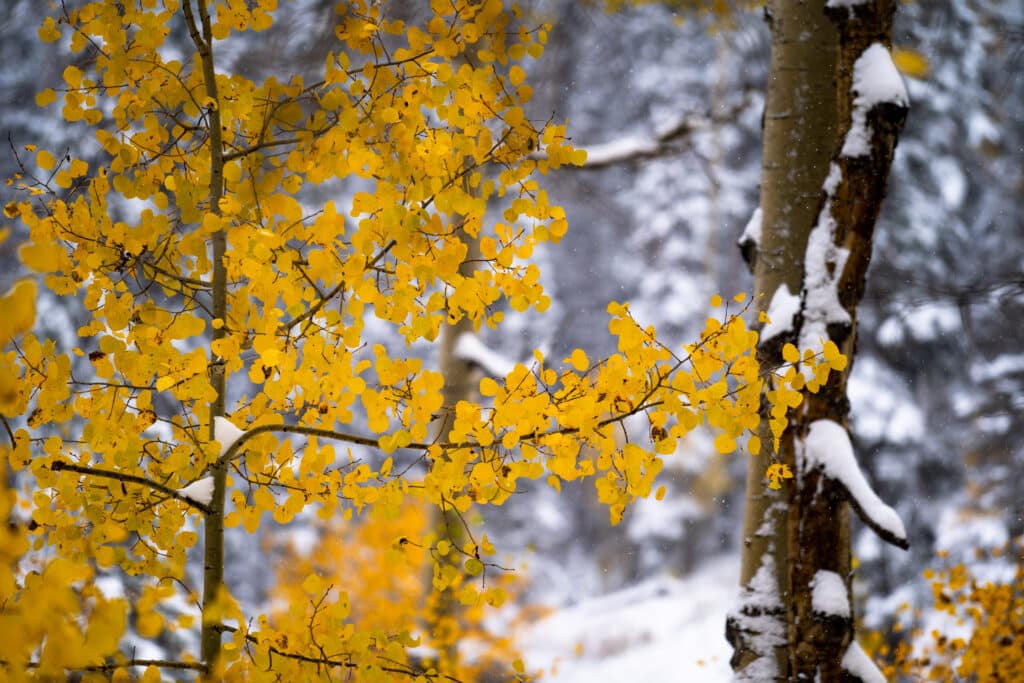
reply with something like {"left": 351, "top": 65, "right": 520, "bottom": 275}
{"left": 810, "top": 570, "right": 850, "bottom": 618}
{"left": 842, "top": 43, "right": 909, "bottom": 158}
{"left": 800, "top": 419, "right": 909, "bottom": 549}
{"left": 453, "top": 332, "right": 518, "bottom": 379}
{"left": 177, "top": 476, "right": 215, "bottom": 507}
{"left": 214, "top": 415, "right": 246, "bottom": 457}
{"left": 841, "top": 640, "right": 886, "bottom": 683}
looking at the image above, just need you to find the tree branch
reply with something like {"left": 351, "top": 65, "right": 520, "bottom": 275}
{"left": 536, "top": 94, "right": 753, "bottom": 170}
{"left": 49, "top": 461, "right": 212, "bottom": 515}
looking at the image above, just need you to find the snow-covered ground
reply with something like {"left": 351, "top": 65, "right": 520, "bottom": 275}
{"left": 521, "top": 557, "right": 737, "bottom": 682}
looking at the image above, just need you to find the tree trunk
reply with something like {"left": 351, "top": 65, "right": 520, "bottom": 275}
{"left": 425, "top": 198, "right": 482, "bottom": 670}
{"left": 730, "top": 1, "right": 908, "bottom": 680}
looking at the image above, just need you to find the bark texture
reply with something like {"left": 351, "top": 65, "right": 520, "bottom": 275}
{"left": 731, "top": 1, "right": 907, "bottom": 680}
{"left": 730, "top": 1, "right": 839, "bottom": 679}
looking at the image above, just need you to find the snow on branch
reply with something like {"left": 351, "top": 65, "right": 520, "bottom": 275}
{"left": 538, "top": 95, "right": 753, "bottom": 170}
{"left": 177, "top": 476, "right": 215, "bottom": 507}
{"left": 453, "top": 332, "right": 518, "bottom": 379}
{"left": 214, "top": 415, "right": 246, "bottom": 457}
{"left": 842, "top": 43, "right": 909, "bottom": 158}
{"left": 841, "top": 640, "right": 886, "bottom": 683}
{"left": 800, "top": 420, "right": 908, "bottom": 549}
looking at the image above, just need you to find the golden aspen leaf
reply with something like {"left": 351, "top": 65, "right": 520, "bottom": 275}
{"left": 655, "top": 485, "right": 666, "bottom": 501}
{"left": 301, "top": 573, "right": 324, "bottom": 596}
{"left": 19, "top": 241, "right": 63, "bottom": 273}
{"left": 568, "top": 348, "right": 588, "bottom": 372}
{"left": 35, "top": 88, "right": 57, "bottom": 107}
{"left": 714, "top": 433, "right": 737, "bottom": 454}
{"left": 509, "top": 65, "right": 526, "bottom": 86}
{"left": 63, "top": 65, "right": 83, "bottom": 88}
{"left": 479, "top": 376, "right": 499, "bottom": 396}
{"left": 223, "top": 162, "right": 241, "bottom": 183}
{"left": 822, "top": 339, "right": 848, "bottom": 371}
{"left": 137, "top": 611, "right": 164, "bottom": 638}
{"left": 38, "top": 16, "right": 60, "bottom": 42}
{"left": 0, "top": 279, "right": 36, "bottom": 345}
{"left": 710, "top": 294, "right": 723, "bottom": 307}
{"left": 733, "top": 292, "right": 747, "bottom": 302}
{"left": 892, "top": 47, "right": 930, "bottom": 78}
{"left": 36, "top": 149, "right": 56, "bottom": 171}
{"left": 747, "top": 435, "right": 762, "bottom": 455}
{"left": 782, "top": 343, "right": 800, "bottom": 364}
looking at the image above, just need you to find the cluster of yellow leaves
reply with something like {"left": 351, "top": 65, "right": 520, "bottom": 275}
{"left": 0, "top": 269, "right": 131, "bottom": 681}
{"left": 0, "top": 0, "right": 838, "bottom": 678}
{"left": 867, "top": 538, "right": 1024, "bottom": 682}
{"left": 269, "top": 502, "right": 526, "bottom": 681}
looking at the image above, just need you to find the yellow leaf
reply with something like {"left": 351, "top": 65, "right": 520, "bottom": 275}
{"left": 569, "top": 348, "right": 589, "bottom": 372}
{"left": 19, "top": 241, "right": 63, "bottom": 273}
{"left": 35, "top": 88, "right": 57, "bottom": 107}
{"left": 782, "top": 343, "right": 800, "bottom": 364}
{"left": 301, "top": 573, "right": 324, "bottom": 596}
{"left": 714, "top": 433, "right": 737, "bottom": 454}
{"left": 0, "top": 279, "right": 36, "bottom": 345}
{"left": 38, "top": 16, "right": 60, "bottom": 42}
{"left": 479, "top": 376, "right": 498, "bottom": 396}
{"left": 36, "top": 149, "right": 56, "bottom": 171}
{"left": 892, "top": 47, "right": 930, "bottom": 79}
{"left": 63, "top": 65, "right": 83, "bottom": 88}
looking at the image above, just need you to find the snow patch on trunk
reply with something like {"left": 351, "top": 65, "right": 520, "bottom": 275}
{"left": 453, "top": 332, "right": 518, "bottom": 378}
{"left": 841, "top": 640, "right": 886, "bottom": 683}
{"left": 761, "top": 283, "right": 801, "bottom": 342}
{"left": 729, "top": 553, "right": 786, "bottom": 681}
{"left": 842, "top": 43, "right": 909, "bottom": 158}
{"left": 799, "top": 163, "right": 851, "bottom": 354}
{"left": 810, "top": 570, "right": 850, "bottom": 618}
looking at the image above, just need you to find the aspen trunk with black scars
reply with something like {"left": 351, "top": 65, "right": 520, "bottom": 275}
{"left": 789, "top": 2, "right": 907, "bottom": 679}
{"left": 730, "top": 1, "right": 909, "bottom": 680}
{"left": 729, "top": 1, "right": 839, "bottom": 679}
